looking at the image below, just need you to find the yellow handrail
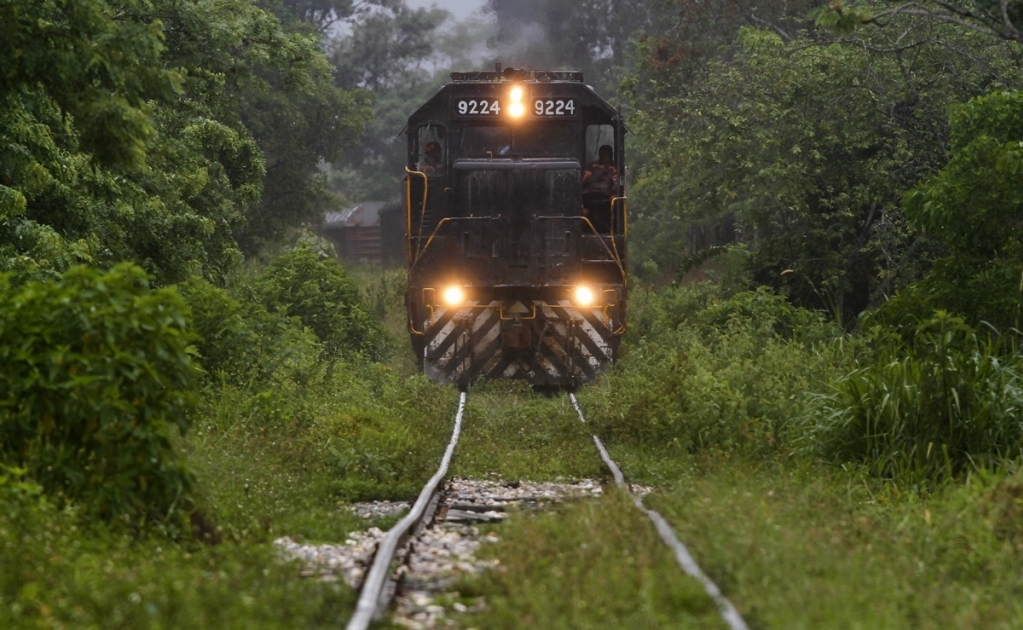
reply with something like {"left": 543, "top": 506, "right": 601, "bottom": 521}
{"left": 609, "top": 196, "right": 628, "bottom": 287}
{"left": 498, "top": 303, "right": 538, "bottom": 321}
{"left": 414, "top": 217, "right": 452, "bottom": 267}
{"left": 577, "top": 216, "right": 628, "bottom": 288}
{"left": 405, "top": 167, "right": 429, "bottom": 262}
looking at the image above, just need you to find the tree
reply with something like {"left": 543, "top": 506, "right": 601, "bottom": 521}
{"left": 0, "top": 0, "right": 372, "bottom": 281}
{"left": 627, "top": 20, "right": 1022, "bottom": 324}
{"left": 326, "top": 3, "right": 450, "bottom": 201}
{"left": 0, "top": 0, "right": 177, "bottom": 168}
{"left": 485, "top": 0, "right": 672, "bottom": 93}
{"left": 817, "top": 0, "right": 1023, "bottom": 45}
{"left": 873, "top": 90, "right": 1023, "bottom": 330}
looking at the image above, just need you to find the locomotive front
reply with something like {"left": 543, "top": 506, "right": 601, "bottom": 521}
{"left": 403, "top": 68, "right": 628, "bottom": 389}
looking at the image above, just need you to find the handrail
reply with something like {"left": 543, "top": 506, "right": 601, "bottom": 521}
{"left": 534, "top": 215, "right": 627, "bottom": 287}
{"left": 499, "top": 303, "right": 537, "bottom": 321}
{"left": 405, "top": 167, "right": 429, "bottom": 262}
{"left": 609, "top": 196, "right": 627, "bottom": 284}
{"left": 409, "top": 216, "right": 501, "bottom": 271}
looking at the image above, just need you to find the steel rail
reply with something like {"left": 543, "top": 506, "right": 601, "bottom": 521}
{"left": 345, "top": 391, "right": 467, "bottom": 630}
{"left": 569, "top": 393, "right": 749, "bottom": 630}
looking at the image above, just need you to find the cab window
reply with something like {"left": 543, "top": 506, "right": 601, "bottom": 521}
{"left": 585, "top": 125, "right": 615, "bottom": 164}
{"left": 416, "top": 125, "right": 446, "bottom": 176}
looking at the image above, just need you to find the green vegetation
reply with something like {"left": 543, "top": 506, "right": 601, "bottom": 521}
{"left": 454, "top": 284, "right": 1023, "bottom": 628}
{"left": 467, "top": 489, "right": 728, "bottom": 629}
{"left": 0, "top": 265, "right": 198, "bottom": 530}
{"left": 5, "top": 0, "right": 1023, "bottom": 627}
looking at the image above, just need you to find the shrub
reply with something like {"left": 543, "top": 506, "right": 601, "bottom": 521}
{"left": 179, "top": 276, "right": 321, "bottom": 386}
{"left": 251, "top": 246, "right": 383, "bottom": 362}
{"left": 590, "top": 285, "right": 847, "bottom": 455}
{"left": 806, "top": 313, "right": 1023, "bottom": 481}
{"left": 0, "top": 264, "right": 199, "bottom": 528}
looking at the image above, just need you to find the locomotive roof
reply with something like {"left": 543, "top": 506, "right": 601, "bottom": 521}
{"left": 406, "top": 68, "right": 621, "bottom": 128}
{"left": 449, "top": 69, "right": 584, "bottom": 83}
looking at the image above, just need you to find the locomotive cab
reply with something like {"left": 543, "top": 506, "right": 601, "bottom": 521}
{"left": 403, "top": 68, "right": 628, "bottom": 388}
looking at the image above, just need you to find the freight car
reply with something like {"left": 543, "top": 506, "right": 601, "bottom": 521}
{"left": 403, "top": 67, "right": 628, "bottom": 389}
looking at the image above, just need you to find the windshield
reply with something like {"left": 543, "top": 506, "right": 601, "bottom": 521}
{"left": 458, "top": 126, "right": 513, "bottom": 158}
{"left": 517, "top": 123, "right": 575, "bottom": 157}
{"left": 456, "top": 123, "right": 576, "bottom": 159}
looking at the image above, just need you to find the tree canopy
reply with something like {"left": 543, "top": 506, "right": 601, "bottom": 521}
{"left": 0, "top": 0, "right": 370, "bottom": 283}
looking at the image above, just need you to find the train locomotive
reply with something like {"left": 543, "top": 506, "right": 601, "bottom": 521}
{"left": 403, "top": 67, "right": 628, "bottom": 389}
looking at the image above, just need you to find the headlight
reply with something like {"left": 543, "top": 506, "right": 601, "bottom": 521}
{"left": 442, "top": 286, "right": 465, "bottom": 306}
{"left": 574, "top": 285, "right": 595, "bottom": 307}
{"left": 508, "top": 85, "right": 525, "bottom": 118}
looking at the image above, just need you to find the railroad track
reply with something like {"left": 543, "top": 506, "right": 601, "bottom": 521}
{"left": 344, "top": 391, "right": 749, "bottom": 630}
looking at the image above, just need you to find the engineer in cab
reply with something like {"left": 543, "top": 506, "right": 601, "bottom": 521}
{"left": 419, "top": 141, "right": 445, "bottom": 175}
{"left": 581, "top": 144, "right": 617, "bottom": 232}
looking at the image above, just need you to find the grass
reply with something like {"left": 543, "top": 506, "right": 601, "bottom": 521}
{"left": 1, "top": 356, "right": 459, "bottom": 628}
{"left": 462, "top": 489, "right": 729, "bottom": 629}
{"left": 0, "top": 496, "right": 355, "bottom": 628}
{"left": 641, "top": 457, "right": 1023, "bottom": 629}
{"left": 8, "top": 265, "right": 1023, "bottom": 629}
{"left": 454, "top": 445, "right": 1023, "bottom": 629}
{"left": 442, "top": 383, "right": 1023, "bottom": 629}
{"left": 454, "top": 380, "right": 605, "bottom": 481}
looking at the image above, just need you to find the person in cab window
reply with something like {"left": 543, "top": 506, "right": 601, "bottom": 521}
{"left": 582, "top": 144, "right": 617, "bottom": 195}
{"left": 581, "top": 144, "right": 617, "bottom": 231}
{"left": 420, "top": 141, "right": 445, "bottom": 175}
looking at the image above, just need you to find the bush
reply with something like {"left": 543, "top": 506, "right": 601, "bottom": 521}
{"left": 179, "top": 276, "right": 322, "bottom": 387}
{"left": 589, "top": 285, "right": 847, "bottom": 455}
{"left": 806, "top": 313, "right": 1023, "bottom": 481}
{"left": 251, "top": 247, "right": 383, "bottom": 362}
{"left": 0, "top": 264, "right": 199, "bottom": 528}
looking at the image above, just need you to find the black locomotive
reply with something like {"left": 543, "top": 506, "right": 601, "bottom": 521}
{"left": 403, "top": 67, "right": 628, "bottom": 389}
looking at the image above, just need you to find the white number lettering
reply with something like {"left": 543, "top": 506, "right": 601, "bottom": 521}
{"left": 530, "top": 98, "right": 577, "bottom": 115}
{"left": 491, "top": 100, "right": 500, "bottom": 114}
{"left": 458, "top": 100, "right": 467, "bottom": 115}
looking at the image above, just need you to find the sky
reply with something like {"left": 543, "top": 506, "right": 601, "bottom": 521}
{"left": 406, "top": 0, "right": 487, "bottom": 20}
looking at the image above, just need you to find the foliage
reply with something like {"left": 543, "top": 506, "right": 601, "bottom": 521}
{"left": 588, "top": 284, "right": 848, "bottom": 455}
{"left": 875, "top": 90, "right": 1023, "bottom": 330}
{"left": 0, "top": 264, "right": 199, "bottom": 528}
{"left": 627, "top": 15, "right": 1022, "bottom": 324}
{"left": 815, "top": 0, "right": 1023, "bottom": 46}
{"left": 0, "top": 503, "right": 354, "bottom": 628}
{"left": 326, "top": 3, "right": 450, "bottom": 201}
{"left": 179, "top": 276, "right": 321, "bottom": 386}
{"left": 0, "top": 0, "right": 371, "bottom": 283}
{"left": 805, "top": 313, "right": 1023, "bottom": 482}
{"left": 251, "top": 246, "right": 384, "bottom": 361}
{"left": 0, "top": 0, "right": 177, "bottom": 168}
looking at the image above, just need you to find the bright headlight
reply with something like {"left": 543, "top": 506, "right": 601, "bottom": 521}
{"left": 574, "top": 286, "right": 595, "bottom": 307}
{"left": 442, "top": 286, "right": 464, "bottom": 306}
{"left": 509, "top": 102, "right": 525, "bottom": 117}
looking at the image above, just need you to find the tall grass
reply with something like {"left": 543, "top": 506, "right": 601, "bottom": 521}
{"left": 806, "top": 313, "right": 1023, "bottom": 481}
{"left": 587, "top": 284, "right": 850, "bottom": 456}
